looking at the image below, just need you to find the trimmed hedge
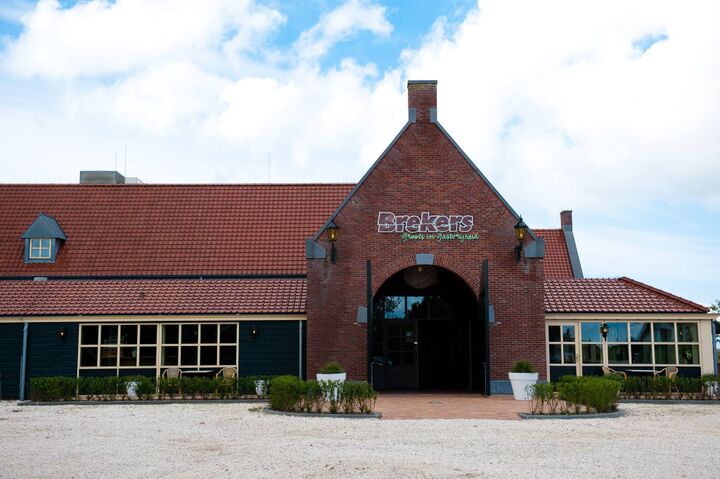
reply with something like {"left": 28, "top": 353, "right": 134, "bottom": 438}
{"left": 268, "top": 376, "right": 377, "bottom": 415}
{"left": 29, "top": 375, "right": 275, "bottom": 402}
{"left": 528, "top": 376, "right": 620, "bottom": 415}
{"left": 620, "top": 374, "right": 720, "bottom": 400}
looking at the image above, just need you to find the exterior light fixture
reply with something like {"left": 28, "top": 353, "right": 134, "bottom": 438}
{"left": 514, "top": 216, "right": 527, "bottom": 261}
{"left": 325, "top": 218, "right": 339, "bottom": 263}
{"left": 58, "top": 327, "right": 67, "bottom": 338}
{"left": 251, "top": 325, "right": 259, "bottom": 338}
{"left": 600, "top": 322, "right": 609, "bottom": 340}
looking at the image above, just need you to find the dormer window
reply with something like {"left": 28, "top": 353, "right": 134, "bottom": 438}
{"left": 22, "top": 213, "right": 66, "bottom": 264}
{"left": 29, "top": 238, "right": 53, "bottom": 260}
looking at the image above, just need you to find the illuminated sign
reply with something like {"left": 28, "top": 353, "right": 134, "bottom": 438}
{"left": 377, "top": 211, "right": 479, "bottom": 242}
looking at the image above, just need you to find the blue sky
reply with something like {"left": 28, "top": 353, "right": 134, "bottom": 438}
{"left": 0, "top": 0, "right": 718, "bottom": 306}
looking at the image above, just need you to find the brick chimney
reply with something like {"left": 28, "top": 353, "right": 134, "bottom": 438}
{"left": 408, "top": 80, "right": 437, "bottom": 123}
{"left": 560, "top": 210, "right": 573, "bottom": 230}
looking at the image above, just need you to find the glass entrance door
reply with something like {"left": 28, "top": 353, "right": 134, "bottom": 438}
{"left": 384, "top": 319, "right": 418, "bottom": 389}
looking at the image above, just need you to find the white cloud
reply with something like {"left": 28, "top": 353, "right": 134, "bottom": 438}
{"left": 2, "top": 0, "right": 285, "bottom": 78}
{"left": 294, "top": 0, "right": 392, "bottom": 61}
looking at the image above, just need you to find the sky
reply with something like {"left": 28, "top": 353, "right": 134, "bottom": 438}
{"left": 0, "top": 0, "right": 718, "bottom": 306}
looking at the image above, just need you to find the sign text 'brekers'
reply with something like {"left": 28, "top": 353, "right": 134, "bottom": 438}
{"left": 377, "top": 212, "right": 479, "bottom": 242}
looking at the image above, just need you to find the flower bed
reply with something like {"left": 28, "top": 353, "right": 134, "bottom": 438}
{"left": 268, "top": 375, "right": 377, "bottom": 415}
{"left": 28, "top": 375, "right": 274, "bottom": 401}
{"left": 527, "top": 376, "right": 620, "bottom": 416}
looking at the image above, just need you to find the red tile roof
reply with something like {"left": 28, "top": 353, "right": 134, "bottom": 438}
{"left": 0, "top": 184, "right": 352, "bottom": 277}
{"left": 0, "top": 278, "right": 306, "bottom": 316}
{"left": 534, "top": 229, "right": 574, "bottom": 279}
{"left": 544, "top": 277, "right": 708, "bottom": 313}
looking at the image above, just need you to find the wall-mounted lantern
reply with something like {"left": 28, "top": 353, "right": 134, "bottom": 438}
{"left": 58, "top": 327, "right": 67, "bottom": 339}
{"left": 251, "top": 325, "right": 259, "bottom": 338}
{"left": 600, "top": 322, "right": 609, "bottom": 340}
{"left": 514, "top": 216, "right": 527, "bottom": 261}
{"left": 326, "top": 218, "right": 339, "bottom": 264}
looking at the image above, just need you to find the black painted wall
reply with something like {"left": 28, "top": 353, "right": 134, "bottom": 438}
{"left": 240, "top": 320, "right": 303, "bottom": 377}
{"left": 0, "top": 323, "right": 23, "bottom": 399}
{"left": 27, "top": 323, "right": 79, "bottom": 382}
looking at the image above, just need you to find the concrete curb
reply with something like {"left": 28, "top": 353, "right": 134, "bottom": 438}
{"left": 619, "top": 399, "right": 720, "bottom": 405}
{"left": 518, "top": 409, "right": 625, "bottom": 420}
{"left": 262, "top": 407, "right": 382, "bottom": 419}
{"left": 17, "top": 399, "right": 267, "bottom": 406}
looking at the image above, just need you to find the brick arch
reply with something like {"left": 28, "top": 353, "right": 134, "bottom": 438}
{"left": 372, "top": 254, "right": 480, "bottom": 295}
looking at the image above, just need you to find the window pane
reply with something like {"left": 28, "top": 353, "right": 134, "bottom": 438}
{"left": 140, "top": 325, "right": 157, "bottom": 344}
{"left": 163, "top": 325, "right": 179, "bottom": 344}
{"left": 219, "top": 346, "right": 236, "bottom": 365}
{"left": 631, "top": 345, "right": 652, "bottom": 364}
{"left": 548, "top": 326, "right": 560, "bottom": 343}
{"left": 101, "top": 325, "right": 118, "bottom": 345}
{"left": 120, "top": 325, "right": 137, "bottom": 345}
{"left": 581, "top": 322, "right": 602, "bottom": 343}
{"left": 654, "top": 323, "right": 675, "bottom": 342}
{"left": 41, "top": 238, "right": 51, "bottom": 249}
{"left": 562, "top": 325, "right": 575, "bottom": 342}
{"left": 549, "top": 344, "right": 561, "bottom": 363}
{"left": 563, "top": 344, "right": 576, "bottom": 364}
{"left": 201, "top": 324, "right": 217, "bottom": 343}
{"left": 428, "top": 296, "right": 451, "bottom": 319}
{"left": 181, "top": 324, "right": 199, "bottom": 344}
{"left": 383, "top": 296, "right": 405, "bottom": 319}
{"left": 678, "top": 344, "right": 699, "bottom": 365}
{"left": 139, "top": 346, "right": 156, "bottom": 366}
{"left": 162, "top": 346, "right": 178, "bottom": 366}
{"left": 180, "top": 346, "right": 198, "bottom": 366}
{"left": 119, "top": 347, "right": 137, "bottom": 366}
{"left": 80, "top": 347, "right": 98, "bottom": 367}
{"left": 654, "top": 345, "right": 676, "bottom": 364}
{"left": 608, "top": 345, "right": 629, "bottom": 364}
{"left": 630, "top": 323, "right": 652, "bottom": 342}
{"left": 406, "top": 296, "right": 428, "bottom": 320}
{"left": 200, "top": 346, "right": 216, "bottom": 366}
{"left": 607, "top": 323, "right": 627, "bottom": 342}
{"left": 100, "top": 347, "right": 117, "bottom": 367}
{"left": 81, "top": 325, "right": 99, "bottom": 345}
{"left": 219, "top": 324, "right": 236, "bottom": 343}
{"left": 582, "top": 344, "right": 603, "bottom": 364}
{"left": 677, "top": 323, "right": 698, "bottom": 343}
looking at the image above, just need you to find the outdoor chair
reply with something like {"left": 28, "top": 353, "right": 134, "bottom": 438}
{"left": 215, "top": 367, "right": 237, "bottom": 379}
{"left": 162, "top": 367, "right": 183, "bottom": 379}
{"left": 602, "top": 366, "right": 627, "bottom": 379}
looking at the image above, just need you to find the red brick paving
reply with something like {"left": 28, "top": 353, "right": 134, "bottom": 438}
{"left": 376, "top": 393, "right": 527, "bottom": 420}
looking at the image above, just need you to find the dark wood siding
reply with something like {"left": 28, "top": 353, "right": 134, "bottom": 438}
{"left": 239, "top": 321, "right": 302, "bottom": 377}
{"left": 27, "top": 323, "right": 79, "bottom": 380}
{"left": 0, "top": 323, "right": 22, "bottom": 399}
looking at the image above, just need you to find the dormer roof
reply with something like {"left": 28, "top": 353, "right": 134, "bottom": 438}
{"left": 21, "top": 213, "right": 66, "bottom": 240}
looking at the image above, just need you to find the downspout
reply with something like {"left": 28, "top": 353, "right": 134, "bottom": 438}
{"left": 19, "top": 321, "right": 29, "bottom": 401}
{"left": 712, "top": 319, "right": 718, "bottom": 376}
{"left": 298, "top": 320, "right": 303, "bottom": 379}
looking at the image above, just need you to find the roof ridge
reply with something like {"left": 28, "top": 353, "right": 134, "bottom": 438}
{"left": 0, "top": 183, "right": 356, "bottom": 187}
{"left": 619, "top": 276, "right": 708, "bottom": 312}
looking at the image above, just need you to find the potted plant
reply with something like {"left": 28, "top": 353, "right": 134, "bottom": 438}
{"left": 508, "top": 360, "right": 538, "bottom": 400}
{"left": 316, "top": 361, "right": 346, "bottom": 382}
{"left": 316, "top": 361, "right": 346, "bottom": 402}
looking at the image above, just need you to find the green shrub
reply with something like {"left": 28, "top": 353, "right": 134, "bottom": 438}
{"left": 319, "top": 361, "right": 345, "bottom": 374}
{"left": 269, "top": 376, "right": 307, "bottom": 412}
{"left": 529, "top": 376, "right": 619, "bottom": 415}
{"left": 511, "top": 361, "right": 535, "bottom": 373}
{"left": 528, "top": 382, "right": 557, "bottom": 415}
{"left": 30, "top": 377, "right": 78, "bottom": 401}
{"left": 303, "top": 380, "right": 324, "bottom": 413}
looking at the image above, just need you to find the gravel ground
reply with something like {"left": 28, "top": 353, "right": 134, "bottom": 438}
{"left": 1, "top": 401, "right": 719, "bottom": 478}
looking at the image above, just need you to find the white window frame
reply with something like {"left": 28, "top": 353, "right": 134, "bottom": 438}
{"left": 29, "top": 238, "right": 52, "bottom": 259}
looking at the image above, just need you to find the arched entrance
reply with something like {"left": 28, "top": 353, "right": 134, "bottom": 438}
{"left": 371, "top": 265, "right": 485, "bottom": 392}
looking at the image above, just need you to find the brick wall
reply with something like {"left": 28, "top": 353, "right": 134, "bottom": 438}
{"left": 306, "top": 84, "right": 546, "bottom": 384}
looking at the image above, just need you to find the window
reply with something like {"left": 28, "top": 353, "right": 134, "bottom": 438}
{"left": 606, "top": 322, "right": 629, "bottom": 364}
{"left": 29, "top": 238, "right": 52, "bottom": 259}
{"left": 581, "top": 322, "right": 603, "bottom": 364}
{"left": 547, "top": 324, "right": 576, "bottom": 365}
{"left": 79, "top": 322, "right": 239, "bottom": 374}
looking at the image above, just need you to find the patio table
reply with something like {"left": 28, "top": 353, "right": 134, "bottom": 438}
{"left": 181, "top": 369, "right": 215, "bottom": 377}
{"left": 626, "top": 369, "right": 658, "bottom": 376}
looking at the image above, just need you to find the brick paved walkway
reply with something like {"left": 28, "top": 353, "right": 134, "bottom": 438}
{"left": 376, "top": 392, "right": 527, "bottom": 420}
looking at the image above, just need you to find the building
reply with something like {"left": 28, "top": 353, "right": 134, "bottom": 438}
{"left": 0, "top": 81, "right": 716, "bottom": 400}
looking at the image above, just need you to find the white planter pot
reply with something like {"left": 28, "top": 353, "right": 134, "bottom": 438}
{"left": 126, "top": 381, "right": 139, "bottom": 400}
{"left": 316, "top": 373, "right": 346, "bottom": 401}
{"left": 508, "top": 372, "right": 539, "bottom": 400}
{"left": 316, "top": 372, "right": 346, "bottom": 382}
{"left": 254, "top": 379, "right": 266, "bottom": 398}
